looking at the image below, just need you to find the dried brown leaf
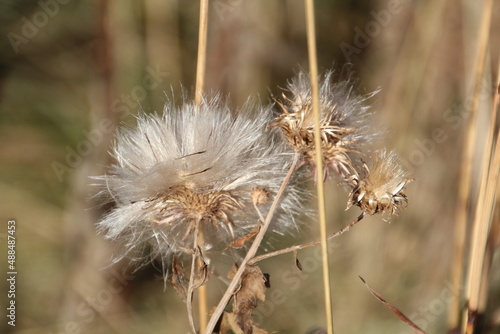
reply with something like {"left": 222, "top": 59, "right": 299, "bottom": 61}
{"left": 227, "top": 263, "right": 239, "bottom": 280}
{"left": 294, "top": 250, "right": 303, "bottom": 271}
{"left": 170, "top": 255, "right": 188, "bottom": 303}
{"left": 359, "top": 276, "right": 426, "bottom": 334}
{"left": 220, "top": 312, "right": 269, "bottom": 334}
{"left": 263, "top": 273, "right": 271, "bottom": 288}
{"left": 194, "top": 253, "right": 210, "bottom": 288}
{"left": 232, "top": 265, "right": 267, "bottom": 334}
{"left": 228, "top": 226, "right": 260, "bottom": 249}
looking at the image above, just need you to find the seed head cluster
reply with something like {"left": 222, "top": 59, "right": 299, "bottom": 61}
{"left": 95, "top": 70, "right": 412, "bottom": 274}
{"left": 95, "top": 97, "right": 304, "bottom": 265}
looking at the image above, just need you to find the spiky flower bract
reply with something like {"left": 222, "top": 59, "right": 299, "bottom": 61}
{"left": 271, "top": 71, "right": 377, "bottom": 180}
{"left": 95, "top": 96, "right": 305, "bottom": 268}
{"left": 347, "top": 149, "right": 412, "bottom": 218}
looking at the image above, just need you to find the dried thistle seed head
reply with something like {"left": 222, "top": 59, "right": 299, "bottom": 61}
{"left": 271, "top": 70, "right": 377, "bottom": 180}
{"left": 94, "top": 96, "right": 306, "bottom": 268}
{"left": 347, "top": 149, "right": 412, "bottom": 218}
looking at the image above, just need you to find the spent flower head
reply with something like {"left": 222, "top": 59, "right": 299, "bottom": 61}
{"left": 347, "top": 149, "right": 412, "bottom": 218}
{"left": 95, "top": 96, "right": 305, "bottom": 267}
{"left": 271, "top": 70, "right": 377, "bottom": 180}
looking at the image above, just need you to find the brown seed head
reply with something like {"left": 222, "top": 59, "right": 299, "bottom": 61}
{"left": 271, "top": 71, "right": 376, "bottom": 180}
{"left": 347, "top": 150, "right": 412, "bottom": 218}
{"left": 153, "top": 185, "right": 243, "bottom": 239}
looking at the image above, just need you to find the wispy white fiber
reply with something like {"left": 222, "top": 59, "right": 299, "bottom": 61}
{"left": 95, "top": 96, "right": 306, "bottom": 267}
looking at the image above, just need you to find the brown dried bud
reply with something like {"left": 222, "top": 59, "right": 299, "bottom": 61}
{"left": 251, "top": 187, "right": 270, "bottom": 205}
{"left": 347, "top": 149, "right": 412, "bottom": 218}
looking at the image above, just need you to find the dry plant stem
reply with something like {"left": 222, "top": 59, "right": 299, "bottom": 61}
{"left": 194, "top": 0, "right": 209, "bottom": 105}
{"left": 249, "top": 213, "right": 365, "bottom": 265}
{"left": 204, "top": 151, "right": 301, "bottom": 334}
{"left": 194, "top": 1, "right": 209, "bottom": 331}
{"left": 464, "top": 68, "right": 500, "bottom": 334}
{"left": 477, "top": 60, "right": 500, "bottom": 324}
{"left": 458, "top": 1, "right": 494, "bottom": 332}
{"left": 450, "top": 0, "right": 493, "bottom": 328}
{"left": 305, "top": 0, "right": 334, "bottom": 333}
{"left": 187, "top": 219, "right": 201, "bottom": 334}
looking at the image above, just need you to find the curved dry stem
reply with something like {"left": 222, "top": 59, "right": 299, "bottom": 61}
{"left": 249, "top": 213, "right": 365, "bottom": 265}
{"left": 187, "top": 219, "right": 201, "bottom": 334}
{"left": 203, "top": 151, "right": 301, "bottom": 334}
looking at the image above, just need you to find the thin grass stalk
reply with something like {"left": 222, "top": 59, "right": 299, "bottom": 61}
{"left": 204, "top": 152, "right": 301, "bottom": 334}
{"left": 304, "top": 1, "right": 334, "bottom": 333}
{"left": 478, "top": 57, "right": 500, "bottom": 322}
{"left": 465, "top": 115, "right": 500, "bottom": 334}
{"left": 194, "top": 1, "right": 210, "bottom": 331}
{"left": 449, "top": 0, "right": 493, "bottom": 331}
{"left": 195, "top": 0, "right": 209, "bottom": 105}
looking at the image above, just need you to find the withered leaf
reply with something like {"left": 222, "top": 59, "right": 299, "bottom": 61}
{"left": 359, "top": 276, "right": 426, "bottom": 334}
{"left": 194, "top": 251, "right": 210, "bottom": 288}
{"left": 294, "top": 251, "right": 302, "bottom": 271}
{"left": 263, "top": 273, "right": 271, "bottom": 288}
{"left": 232, "top": 265, "right": 267, "bottom": 334}
{"left": 170, "top": 255, "right": 188, "bottom": 303}
{"left": 220, "top": 312, "right": 269, "bottom": 334}
{"left": 228, "top": 226, "right": 260, "bottom": 249}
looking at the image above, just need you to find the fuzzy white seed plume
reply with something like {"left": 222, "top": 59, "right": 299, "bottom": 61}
{"left": 95, "top": 96, "right": 306, "bottom": 267}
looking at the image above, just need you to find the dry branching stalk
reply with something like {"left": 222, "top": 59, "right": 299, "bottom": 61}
{"left": 204, "top": 152, "right": 301, "bottom": 334}
{"left": 249, "top": 213, "right": 365, "bottom": 265}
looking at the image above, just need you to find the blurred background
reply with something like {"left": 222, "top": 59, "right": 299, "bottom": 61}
{"left": 1, "top": 0, "right": 499, "bottom": 333}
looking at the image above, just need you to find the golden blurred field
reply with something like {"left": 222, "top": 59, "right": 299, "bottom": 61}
{"left": 1, "top": 1, "right": 499, "bottom": 333}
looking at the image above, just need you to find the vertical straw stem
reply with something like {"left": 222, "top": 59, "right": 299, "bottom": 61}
{"left": 195, "top": 0, "right": 209, "bottom": 105}
{"left": 449, "top": 0, "right": 493, "bottom": 331}
{"left": 463, "top": 59, "right": 499, "bottom": 334}
{"left": 194, "top": 0, "right": 209, "bottom": 332}
{"left": 304, "top": 1, "right": 334, "bottom": 333}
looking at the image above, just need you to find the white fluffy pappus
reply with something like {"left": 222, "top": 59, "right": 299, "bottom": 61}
{"left": 94, "top": 96, "right": 306, "bottom": 268}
